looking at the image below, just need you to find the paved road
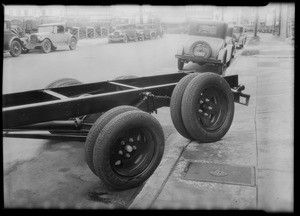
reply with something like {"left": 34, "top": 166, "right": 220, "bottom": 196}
{"left": 3, "top": 34, "right": 243, "bottom": 209}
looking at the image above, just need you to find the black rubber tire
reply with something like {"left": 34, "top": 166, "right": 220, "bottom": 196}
{"left": 46, "top": 78, "right": 82, "bottom": 89}
{"left": 41, "top": 39, "right": 51, "bottom": 53}
{"left": 178, "top": 59, "right": 184, "bottom": 70}
{"left": 170, "top": 73, "right": 199, "bottom": 140}
{"left": 93, "top": 110, "right": 165, "bottom": 190}
{"left": 69, "top": 37, "right": 77, "bottom": 50}
{"left": 181, "top": 72, "right": 234, "bottom": 143}
{"left": 10, "top": 40, "right": 22, "bottom": 57}
{"left": 85, "top": 106, "right": 139, "bottom": 176}
{"left": 114, "top": 75, "right": 138, "bottom": 80}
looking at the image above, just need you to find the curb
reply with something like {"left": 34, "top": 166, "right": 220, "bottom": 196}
{"left": 128, "top": 132, "right": 191, "bottom": 209}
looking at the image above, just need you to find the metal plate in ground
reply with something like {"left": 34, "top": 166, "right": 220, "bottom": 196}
{"left": 257, "top": 62, "right": 281, "bottom": 67}
{"left": 183, "top": 162, "right": 255, "bottom": 186}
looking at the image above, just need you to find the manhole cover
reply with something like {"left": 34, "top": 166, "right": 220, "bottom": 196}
{"left": 257, "top": 62, "right": 281, "bottom": 67}
{"left": 183, "top": 162, "right": 255, "bottom": 186}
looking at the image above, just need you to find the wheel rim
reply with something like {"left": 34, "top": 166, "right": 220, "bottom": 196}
{"left": 44, "top": 40, "right": 50, "bottom": 51}
{"left": 195, "top": 86, "right": 228, "bottom": 131}
{"left": 70, "top": 39, "right": 76, "bottom": 48}
{"left": 110, "top": 127, "right": 155, "bottom": 177}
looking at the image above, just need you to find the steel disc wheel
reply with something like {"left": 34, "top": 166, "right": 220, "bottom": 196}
{"left": 195, "top": 86, "right": 227, "bottom": 131}
{"left": 110, "top": 128, "right": 155, "bottom": 177}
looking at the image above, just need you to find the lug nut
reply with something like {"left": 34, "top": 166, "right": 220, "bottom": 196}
{"left": 118, "top": 150, "right": 123, "bottom": 155}
{"left": 199, "top": 100, "right": 204, "bottom": 104}
{"left": 115, "top": 160, "right": 121, "bottom": 166}
{"left": 205, "top": 98, "right": 210, "bottom": 102}
{"left": 204, "top": 113, "right": 209, "bottom": 117}
{"left": 125, "top": 153, "right": 131, "bottom": 158}
{"left": 121, "top": 140, "right": 125, "bottom": 145}
{"left": 129, "top": 138, "right": 134, "bottom": 143}
{"left": 125, "top": 145, "right": 133, "bottom": 153}
{"left": 208, "top": 106, "right": 212, "bottom": 110}
{"left": 132, "top": 145, "right": 137, "bottom": 150}
{"left": 198, "top": 109, "right": 203, "bottom": 113}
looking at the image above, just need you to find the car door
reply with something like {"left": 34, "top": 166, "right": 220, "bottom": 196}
{"left": 52, "top": 25, "right": 69, "bottom": 45}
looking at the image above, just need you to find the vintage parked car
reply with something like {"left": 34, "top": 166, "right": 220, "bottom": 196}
{"left": 22, "top": 22, "right": 77, "bottom": 53}
{"left": 3, "top": 20, "right": 26, "bottom": 57}
{"left": 233, "top": 25, "right": 247, "bottom": 49}
{"left": 175, "top": 20, "right": 234, "bottom": 74}
{"left": 108, "top": 24, "right": 139, "bottom": 43}
{"left": 142, "top": 24, "right": 158, "bottom": 39}
{"left": 226, "top": 26, "right": 236, "bottom": 59}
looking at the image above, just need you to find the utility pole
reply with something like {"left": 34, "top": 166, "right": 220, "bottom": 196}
{"left": 254, "top": 7, "right": 259, "bottom": 37}
{"left": 139, "top": 6, "right": 143, "bottom": 24}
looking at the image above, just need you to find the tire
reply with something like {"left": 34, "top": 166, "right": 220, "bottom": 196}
{"left": 190, "top": 41, "right": 212, "bottom": 58}
{"left": 9, "top": 40, "right": 22, "bottom": 57}
{"left": 123, "top": 36, "right": 128, "bottom": 43}
{"left": 69, "top": 37, "right": 77, "bottom": 50}
{"left": 93, "top": 110, "right": 165, "bottom": 190}
{"left": 85, "top": 106, "right": 139, "bottom": 176}
{"left": 181, "top": 72, "right": 234, "bottom": 143}
{"left": 170, "top": 73, "right": 199, "bottom": 140}
{"left": 178, "top": 59, "right": 184, "bottom": 70}
{"left": 46, "top": 78, "right": 82, "bottom": 89}
{"left": 41, "top": 39, "right": 51, "bottom": 53}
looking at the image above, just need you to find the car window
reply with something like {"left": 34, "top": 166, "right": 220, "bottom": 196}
{"left": 233, "top": 26, "right": 242, "bottom": 33}
{"left": 57, "top": 25, "right": 64, "bottom": 33}
{"left": 38, "top": 26, "right": 53, "bottom": 33}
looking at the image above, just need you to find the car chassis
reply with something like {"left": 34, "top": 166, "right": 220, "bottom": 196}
{"left": 3, "top": 71, "right": 250, "bottom": 190}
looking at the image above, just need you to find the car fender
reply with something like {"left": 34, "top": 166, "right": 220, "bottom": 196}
{"left": 217, "top": 48, "right": 227, "bottom": 62}
{"left": 8, "top": 37, "right": 25, "bottom": 49}
{"left": 67, "top": 35, "right": 77, "bottom": 44}
{"left": 226, "top": 44, "right": 233, "bottom": 62}
{"left": 176, "top": 46, "right": 184, "bottom": 55}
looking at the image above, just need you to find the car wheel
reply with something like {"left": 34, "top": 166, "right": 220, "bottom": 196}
{"left": 123, "top": 35, "right": 128, "bottom": 43}
{"left": 181, "top": 72, "right": 234, "bottom": 142}
{"left": 170, "top": 73, "right": 200, "bottom": 140}
{"left": 93, "top": 110, "right": 165, "bottom": 190}
{"left": 9, "top": 40, "right": 22, "bottom": 57}
{"left": 69, "top": 37, "right": 77, "bottom": 50}
{"left": 41, "top": 39, "right": 51, "bottom": 53}
{"left": 178, "top": 59, "right": 184, "bottom": 70}
{"left": 85, "top": 106, "right": 139, "bottom": 176}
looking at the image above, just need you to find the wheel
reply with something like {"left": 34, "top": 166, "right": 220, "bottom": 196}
{"left": 123, "top": 36, "right": 128, "bottom": 43}
{"left": 93, "top": 110, "right": 165, "bottom": 190}
{"left": 85, "top": 106, "right": 139, "bottom": 176}
{"left": 9, "top": 40, "right": 22, "bottom": 57}
{"left": 178, "top": 59, "right": 184, "bottom": 70}
{"left": 41, "top": 39, "right": 51, "bottom": 53}
{"left": 46, "top": 78, "right": 82, "bottom": 89}
{"left": 170, "top": 73, "right": 199, "bottom": 140}
{"left": 69, "top": 37, "right": 77, "bottom": 50}
{"left": 181, "top": 72, "right": 234, "bottom": 143}
{"left": 150, "top": 32, "right": 156, "bottom": 39}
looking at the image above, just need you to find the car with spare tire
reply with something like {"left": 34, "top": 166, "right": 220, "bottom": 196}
{"left": 21, "top": 22, "right": 77, "bottom": 53}
{"left": 175, "top": 20, "right": 234, "bottom": 74}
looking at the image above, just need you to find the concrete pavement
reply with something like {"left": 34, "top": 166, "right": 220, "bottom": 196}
{"left": 129, "top": 33, "right": 294, "bottom": 211}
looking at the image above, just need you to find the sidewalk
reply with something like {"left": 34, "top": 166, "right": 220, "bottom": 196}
{"left": 129, "top": 33, "right": 294, "bottom": 211}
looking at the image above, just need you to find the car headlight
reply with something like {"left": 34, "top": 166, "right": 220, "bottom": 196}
{"left": 193, "top": 42, "right": 211, "bottom": 58}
